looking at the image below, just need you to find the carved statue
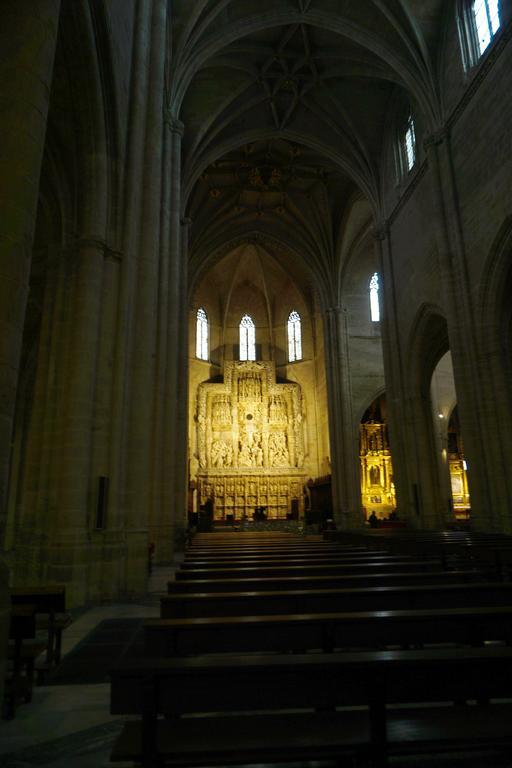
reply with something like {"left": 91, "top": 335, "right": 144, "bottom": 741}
{"left": 370, "top": 465, "right": 381, "bottom": 485}
{"left": 239, "top": 440, "right": 252, "bottom": 467}
{"left": 269, "top": 431, "right": 289, "bottom": 467}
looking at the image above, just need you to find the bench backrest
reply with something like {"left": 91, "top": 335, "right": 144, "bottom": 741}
{"left": 111, "top": 647, "right": 512, "bottom": 717}
{"left": 160, "top": 581, "right": 512, "bottom": 619}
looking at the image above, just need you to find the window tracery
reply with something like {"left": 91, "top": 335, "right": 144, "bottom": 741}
{"left": 370, "top": 272, "right": 380, "bottom": 323}
{"left": 239, "top": 314, "right": 256, "bottom": 361}
{"left": 196, "top": 307, "right": 209, "bottom": 361}
{"left": 459, "top": 0, "right": 501, "bottom": 68}
{"left": 287, "top": 310, "right": 302, "bottom": 362}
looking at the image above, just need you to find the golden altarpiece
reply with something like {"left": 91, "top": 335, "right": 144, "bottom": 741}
{"left": 195, "top": 361, "right": 306, "bottom": 520}
{"left": 360, "top": 419, "right": 396, "bottom": 519}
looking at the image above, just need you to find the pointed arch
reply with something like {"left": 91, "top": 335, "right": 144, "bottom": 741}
{"left": 196, "top": 307, "right": 209, "bottom": 360}
{"left": 239, "top": 314, "right": 256, "bottom": 360}
{"left": 287, "top": 310, "right": 302, "bottom": 362}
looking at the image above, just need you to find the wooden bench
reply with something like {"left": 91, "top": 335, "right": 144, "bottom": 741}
{"left": 174, "top": 559, "right": 445, "bottom": 581}
{"left": 160, "top": 580, "right": 512, "bottom": 619}
{"left": 168, "top": 568, "right": 491, "bottom": 594}
{"left": 10, "top": 585, "right": 71, "bottom": 669}
{"left": 110, "top": 646, "right": 512, "bottom": 768}
{"left": 186, "top": 544, "right": 358, "bottom": 557}
{"left": 144, "top": 604, "right": 512, "bottom": 656}
{"left": 180, "top": 552, "right": 417, "bottom": 570}
{"left": 3, "top": 605, "right": 46, "bottom": 719}
{"left": 183, "top": 545, "right": 369, "bottom": 562}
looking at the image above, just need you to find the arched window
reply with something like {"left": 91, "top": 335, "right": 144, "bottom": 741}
{"left": 472, "top": 0, "right": 501, "bottom": 55}
{"left": 239, "top": 314, "right": 256, "bottom": 361}
{"left": 402, "top": 114, "right": 417, "bottom": 173}
{"left": 287, "top": 310, "right": 303, "bottom": 362}
{"left": 370, "top": 272, "right": 380, "bottom": 322}
{"left": 459, "top": 0, "right": 501, "bottom": 67}
{"left": 196, "top": 307, "right": 208, "bottom": 361}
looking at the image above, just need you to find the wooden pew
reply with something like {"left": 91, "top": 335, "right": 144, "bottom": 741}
{"left": 180, "top": 552, "right": 417, "bottom": 569}
{"left": 3, "top": 605, "right": 46, "bottom": 719}
{"left": 168, "top": 568, "right": 491, "bottom": 594}
{"left": 110, "top": 646, "right": 512, "bottom": 768}
{"left": 144, "top": 605, "right": 512, "bottom": 656}
{"left": 160, "top": 580, "right": 512, "bottom": 619}
{"left": 174, "top": 559, "right": 445, "bottom": 581}
{"left": 10, "top": 585, "right": 71, "bottom": 669}
{"left": 327, "top": 531, "right": 512, "bottom": 574}
{"left": 184, "top": 545, "right": 368, "bottom": 561}
{"left": 185, "top": 542, "right": 356, "bottom": 559}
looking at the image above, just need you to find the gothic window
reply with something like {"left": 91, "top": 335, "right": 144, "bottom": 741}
{"left": 239, "top": 314, "right": 256, "bottom": 361}
{"left": 287, "top": 310, "right": 303, "bottom": 362}
{"left": 472, "top": 0, "right": 501, "bottom": 55}
{"left": 370, "top": 272, "right": 380, "bottom": 322}
{"left": 402, "top": 114, "right": 417, "bottom": 173}
{"left": 459, "top": 0, "right": 501, "bottom": 67}
{"left": 196, "top": 307, "right": 208, "bottom": 361}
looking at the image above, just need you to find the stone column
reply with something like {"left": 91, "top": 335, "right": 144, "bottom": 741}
{"left": 107, "top": 0, "right": 156, "bottom": 597}
{"left": 161, "top": 117, "right": 185, "bottom": 556}
{"left": 0, "top": 0, "right": 61, "bottom": 707}
{"left": 425, "top": 132, "right": 493, "bottom": 529}
{"left": 124, "top": 0, "right": 168, "bottom": 593}
{"left": 372, "top": 226, "right": 416, "bottom": 524}
{"left": 0, "top": 0, "right": 61, "bottom": 540}
{"left": 44, "top": 239, "right": 105, "bottom": 605}
{"left": 323, "top": 306, "right": 362, "bottom": 528}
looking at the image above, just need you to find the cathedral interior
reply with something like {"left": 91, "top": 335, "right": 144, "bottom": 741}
{"left": 1, "top": 0, "right": 512, "bottom": 765}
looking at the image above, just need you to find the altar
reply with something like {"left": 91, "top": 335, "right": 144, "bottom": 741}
{"left": 194, "top": 361, "right": 306, "bottom": 520}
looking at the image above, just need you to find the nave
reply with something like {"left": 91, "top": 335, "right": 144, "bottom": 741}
{"left": 7, "top": 531, "right": 512, "bottom": 767}
{"left": 5, "top": 529, "right": 512, "bottom": 767}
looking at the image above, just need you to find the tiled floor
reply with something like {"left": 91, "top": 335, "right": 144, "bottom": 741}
{"left": 1, "top": 563, "right": 512, "bottom": 768}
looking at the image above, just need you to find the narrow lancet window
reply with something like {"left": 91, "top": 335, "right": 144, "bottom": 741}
{"left": 196, "top": 307, "right": 208, "bottom": 360}
{"left": 287, "top": 310, "right": 302, "bottom": 362}
{"left": 473, "top": 0, "right": 501, "bottom": 55}
{"left": 370, "top": 272, "right": 380, "bottom": 322}
{"left": 240, "top": 314, "right": 256, "bottom": 361}
{"left": 404, "top": 115, "right": 416, "bottom": 172}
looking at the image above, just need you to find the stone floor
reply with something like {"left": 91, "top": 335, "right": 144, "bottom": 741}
{"left": 0, "top": 566, "right": 170, "bottom": 767}
{"left": 1, "top": 564, "right": 511, "bottom": 768}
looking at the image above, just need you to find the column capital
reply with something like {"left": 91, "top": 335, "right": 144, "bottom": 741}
{"left": 325, "top": 305, "right": 346, "bottom": 317}
{"left": 424, "top": 126, "right": 449, "bottom": 151}
{"left": 372, "top": 222, "right": 389, "bottom": 242}
{"left": 164, "top": 109, "right": 184, "bottom": 136}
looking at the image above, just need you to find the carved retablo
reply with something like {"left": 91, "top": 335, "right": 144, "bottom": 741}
{"left": 195, "top": 361, "right": 306, "bottom": 519}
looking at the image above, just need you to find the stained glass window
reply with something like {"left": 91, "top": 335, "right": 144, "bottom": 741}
{"left": 196, "top": 307, "right": 208, "bottom": 360}
{"left": 287, "top": 310, "right": 302, "bottom": 362}
{"left": 370, "top": 272, "right": 380, "bottom": 322}
{"left": 240, "top": 314, "right": 256, "bottom": 361}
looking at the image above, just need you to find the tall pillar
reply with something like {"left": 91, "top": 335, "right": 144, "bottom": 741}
{"left": 425, "top": 132, "right": 493, "bottom": 529}
{"left": 124, "top": 0, "right": 168, "bottom": 593}
{"left": 323, "top": 306, "right": 362, "bottom": 528}
{"left": 373, "top": 226, "right": 417, "bottom": 524}
{"left": 44, "top": 239, "right": 105, "bottom": 605}
{"left": 0, "top": 0, "right": 61, "bottom": 707}
{"left": 161, "top": 117, "right": 185, "bottom": 555}
{"left": 0, "top": 0, "right": 61, "bottom": 542}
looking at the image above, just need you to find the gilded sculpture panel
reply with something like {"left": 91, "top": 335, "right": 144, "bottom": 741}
{"left": 194, "top": 361, "right": 306, "bottom": 519}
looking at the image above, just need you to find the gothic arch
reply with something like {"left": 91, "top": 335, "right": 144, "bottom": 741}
{"left": 407, "top": 303, "right": 450, "bottom": 398}
{"left": 189, "top": 230, "right": 332, "bottom": 312}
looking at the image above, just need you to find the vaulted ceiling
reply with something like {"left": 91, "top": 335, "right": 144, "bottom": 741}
{"left": 170, "top": 0, "right": 447, "bottom": 299}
